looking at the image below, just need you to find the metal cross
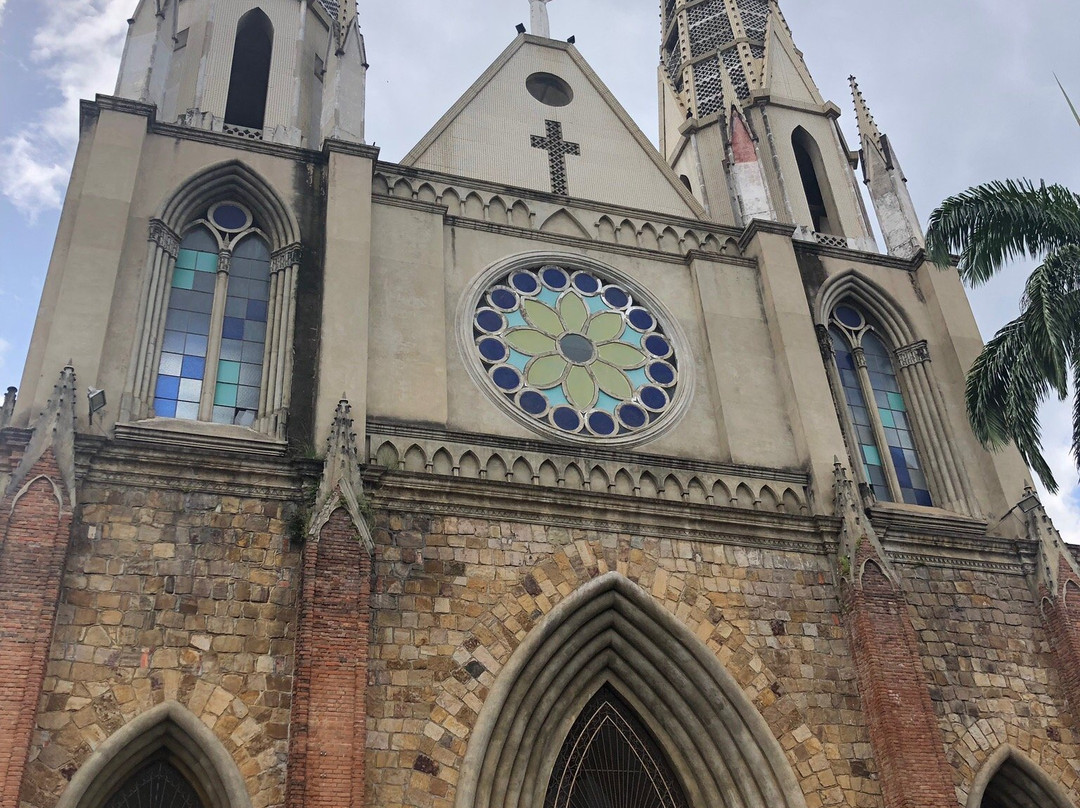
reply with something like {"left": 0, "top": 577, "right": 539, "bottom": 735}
{"left": 531, "top": 120, "right": 580, "bottom": 196}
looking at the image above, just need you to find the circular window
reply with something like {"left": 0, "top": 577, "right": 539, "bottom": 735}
{"left": 208, "top": 202, "right": 253, "bottom": 233}
{"left": 526, "top": 72, "right": 574, "bottom": 107}
{"left": 461, "top": 255, "right": 692, "bottom": 446}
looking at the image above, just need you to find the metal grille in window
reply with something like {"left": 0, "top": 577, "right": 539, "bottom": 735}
{"left": 738, "top": 0, "right": 771, "bottom": 41}
{"left": 103, "top": 761, "right": 206, "bottom": 808}
{"left": 687, "top": 0, "right": 733, "bottom": 57}
{"left": 722, "top": 47, "right": 750, "bottom": 99}
{"left": 663, "top": 0, "right": 677, "bottom": 28}
{"left": 545, "top": 686, "right": 691, "bottom": 808}
{"left": 664, "top": 43, "right": 684, "bottom": 91}
{"left": 692, "top": 56, "right": 725, "bottom": 118}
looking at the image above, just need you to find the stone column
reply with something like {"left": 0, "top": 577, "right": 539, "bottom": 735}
{"left": 262, "top": 245, "right": 302, "bottom": 440}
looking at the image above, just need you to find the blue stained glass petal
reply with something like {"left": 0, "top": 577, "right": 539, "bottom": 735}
{"left": 595, "top": 391, "right": 621, "bottom": 413}
{"left": 573, "top": 273, "right": 600, "bottom": 294}
{"left": 588, "top": 412, "right": 616, "bottom": 436}
{"left": 476, "top": 310, "right": 504, "bottom": 333}
{"left": 511, "top": 272, "right": 539, "bottom": 294}
{"left": 628, "top": 308, "right": 655, "bottom": 331}
{"left": 542, "top": 266, "right": 569, "bottom": 289}
{"left": 490, "top": 288, "right": 518, "bottom": 310}
{"left": 640, "top": 386, "right": 668, "bottom": 410}
{"left": 835, "top": 305, "right": 862, "bottom": 329}
{"left": 479, "top": 338, "right": 508, "bottom": 362}
{"left": 519, "top": 390, "right": 547, "bottom": 415}
{"left": 505, "top": 310, "right": 527, "bottom": 328}
{"left": 624, "top": 367, "right": 649, "bottom": 389}
{"left": 537, "top": 288, "right": 560, "bottom": 307}
{"left": 648, "top": 362, "right": 675, "bottom": 386}
{"left": 644, "top": 335, "right": 670, "bottom": 357}
{"left": 584, "top": 295, "right": 607, "bottom": 314}
{"left": 493, "top": 366, "right": 521, "bottom": 391}
{"left": 506, "top": 349, "right": 530, "bottom": 371}
{"left": 552, "top": 407, "right": 582, "bottom": 432}
{"left": 211, "top": 204, "right": 248, "bottom": 230}
{"left": 618, "top": 404, "right": 647, "bottom": 429}
{"left": 602, "top": 286, "right": 629, "bottom": 309}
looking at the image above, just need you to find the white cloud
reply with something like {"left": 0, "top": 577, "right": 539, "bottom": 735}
{"left": 1032, "top": 398, "right": 1080, "bottom": 545}
{"left": 0, "top": 337, "right": 10, "bottom": 375}
{"left": 0, "top": 0, "right": 130, "bottom": 220}
{"left": 0, "top": 0, "right": 8, "bottom": 27}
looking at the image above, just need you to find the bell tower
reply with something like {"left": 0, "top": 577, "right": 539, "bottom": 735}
{"left": 115, "top": 0, "right": 367, "bottom": 147}
{"left": 659, "top": 0, "right": 876, "bottom": 249}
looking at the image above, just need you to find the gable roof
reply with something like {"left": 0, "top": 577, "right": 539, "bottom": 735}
{"left": 402, "top": 35, "right": 705, "bottom": 218}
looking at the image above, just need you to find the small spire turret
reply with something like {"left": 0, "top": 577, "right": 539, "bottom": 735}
{"left": 530, "top": 0, "right": 552, "bottom": 38}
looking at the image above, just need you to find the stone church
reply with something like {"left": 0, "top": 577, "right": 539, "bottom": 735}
{"left": 2, "top": 0, "right": 1080, "bottom": 807}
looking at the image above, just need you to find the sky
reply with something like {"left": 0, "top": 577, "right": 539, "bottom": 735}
{"left": 0, "top": 0, "right": 1078, "bottom": 539}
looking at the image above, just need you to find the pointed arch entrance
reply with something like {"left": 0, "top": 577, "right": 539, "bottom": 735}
{"left": 966, "top": 747, "right": 1075, "bottom": 808}
{"left": 454, "top": 572, "right": 809, "bottom": 808}
{"left": 55, "top": 701, "right": 252, "bottom": 808}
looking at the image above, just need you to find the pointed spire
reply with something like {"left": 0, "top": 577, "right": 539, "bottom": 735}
{"left": 308, "top": 398, "right": 373, "bottom": 552}
{"left": 849, "top": 76, "right": 883, "bottom": 148}
{"left": 833, "top": 459, "right": 899, "bottom": 587}
{"left": 0, "top": 387, "right": 16, "bottom": 430}
{"left": 530, "top": 0, "right": 552, "bottom": 38}
{"left": 4, "top": 366, "right": 77, "bottom": 512}
{"left": 728, "top": 107, "right": 777, "bottom": 224}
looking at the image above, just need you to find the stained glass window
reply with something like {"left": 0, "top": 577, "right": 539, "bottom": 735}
{"left": 545, "top": 685, "right": 690, "bottom": 808}
{"left": 862, "top": 332, "right": 932, "bottom": 506}
{"left": 829, "top": 304, "right": 932, "bottom": 507}
{"left": 103, "top": 760, "right": 206, "bottom": 808}
{"left": 831, "top": 327, "right": 891, "bottom": 502}
{"left": 213, "top": 236, "right": 270, "bottom": 426}
{"left": 469, "top": 263, "right": 680, "bottom": 441}
{"left": 155, "top": 228, "right": 217, "bottom": 420}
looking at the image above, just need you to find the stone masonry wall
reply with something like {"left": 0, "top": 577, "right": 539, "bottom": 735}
{"left": 18, "top": 480, "right": 300, "bottom": 808}
{"left": 367, "top": 508, "right": 883, "bottom": 808}
{"left": 900, "top": 562, "right": 1080, "bottom": 806}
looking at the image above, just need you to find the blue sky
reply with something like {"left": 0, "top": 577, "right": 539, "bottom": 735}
{"left": 0, "top": 0, "right": 1078, "bottom": 539}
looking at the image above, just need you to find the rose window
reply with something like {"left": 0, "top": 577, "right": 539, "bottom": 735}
{"left": 469, "top": 263, "right": 681, "bottom": 440}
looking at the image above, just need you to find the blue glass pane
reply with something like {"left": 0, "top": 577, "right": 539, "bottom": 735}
{"left": 180, "top": 356, "right": 205, "bottom": 380}
{"left": 154, "top": 398, "right": 177, "bottom": 418}
{"left": 155, "top": 375, "right": 180, "bottom": 400}
{"left": 222, "top": 317, "right": 244, "bottom": 340}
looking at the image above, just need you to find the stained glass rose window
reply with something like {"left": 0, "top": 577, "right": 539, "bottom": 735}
{"left": 466, "top": 260, "right": 684, "bottom": 442}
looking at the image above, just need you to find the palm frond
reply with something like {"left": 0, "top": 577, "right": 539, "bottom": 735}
{"left": 1019, "top": 245, "right": 1080, "bottom": 395}
{"left": 965, "top": 319, "right": 1060, "bottom": 491}
{"left": 925, "top": 179, "right": 1080, "bottom": 285}
{"left": 1057, "top": 74, "right": 1080, "bottom": 128}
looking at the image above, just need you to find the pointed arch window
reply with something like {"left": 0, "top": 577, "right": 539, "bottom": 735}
{"left": 545, "top": 685, "right": 690, "bottom": 808}
{"left": 791, "top": 127, "right": 841, "bottom": 236}
{"left": 829, "top": 303, "right": 932, "bottom": 507}
{"left": 224, "top": 9, "right": 274, "bottom": 132}
{"left": 102, "top": 760, "right": 206, "bottom": 808}
{"left": 153, "top": 202, "right": 271, "bottom": 428}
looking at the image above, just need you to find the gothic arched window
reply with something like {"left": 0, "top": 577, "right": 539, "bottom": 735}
{"left": 791, "top": 127, "right": 841, "bottom": 236}
{"left": 154, "top": 203, "right": 271, "bottom": 427}
{"left": 224, "top": 9, "right": 274, "bottom": 132}
{"left": 829, "top": 303, "right": 932, "bottom": 507}
{"left": 102, "top": 760, "right": 206, "bottom": 808}
{"left": 545, "top": 686, "right": 690, "bottom": 808}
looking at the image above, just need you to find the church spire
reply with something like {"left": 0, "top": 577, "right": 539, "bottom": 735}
{"left": 850, "top": 76, "right": 924, "bottom": 258}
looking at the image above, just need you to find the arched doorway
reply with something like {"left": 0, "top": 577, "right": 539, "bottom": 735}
{"left": 967, "top": 747, "right": 1075, "bottom": 808}
{"left": 102, "top": 760, "right": 206, "bottom": 808}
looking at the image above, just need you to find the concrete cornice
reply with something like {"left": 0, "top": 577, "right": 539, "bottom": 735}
{"left": 793, "top": 239, "right": 923, "bottom": 271}
{"left": 737, "top": 219, "right": 799, "bottom": 253}
{"left": 323, "top": 138, "right": 381, "bottom": 161}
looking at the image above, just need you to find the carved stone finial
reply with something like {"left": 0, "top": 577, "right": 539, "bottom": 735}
{"left": 308, "top": 398, "right": 373, "bottom": 551}
{"left": 1023, "top": 487, "right": 1077, "bottom": 602}
{"left": 5, "top": 366, "right": 77, "bottom": 511}
{"left": 0, "top": 387, "right": 16, "bottom": 430}
{"left": 833, "top": 459, "right": 898, "bottom": 587}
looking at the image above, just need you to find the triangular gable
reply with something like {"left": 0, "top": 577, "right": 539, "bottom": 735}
{"left": 762, "top": 19, "right": 824, "bottom": 107}
{"left": 402, "top": 35, "right": 704, "bottom": 218}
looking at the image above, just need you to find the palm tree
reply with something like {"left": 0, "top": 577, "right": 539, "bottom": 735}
{"left": 925, "top": 180, "right": 1080, "bottom": 493}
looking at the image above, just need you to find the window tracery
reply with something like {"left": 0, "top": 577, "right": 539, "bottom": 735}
{"left": 102, "top": 760, "right": 206, "bottom": 808}
{"left": 829, "top": 303, "right": 932, "bottom": 507}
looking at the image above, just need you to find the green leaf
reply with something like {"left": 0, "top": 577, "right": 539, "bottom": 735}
{"left": 1057, "top": 74, "right": 1080, "bottom": 128}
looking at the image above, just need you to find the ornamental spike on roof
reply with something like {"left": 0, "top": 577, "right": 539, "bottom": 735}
{"left": 661, "top": 0, "right": 812, "bottom": 119}
{"left": 849, "top": 75, "right": 884, "bottom": 148}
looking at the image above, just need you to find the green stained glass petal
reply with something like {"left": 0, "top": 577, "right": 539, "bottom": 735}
{"left": 505, "top": 329, "right": 557, "bottom": 355}
{"left": 559, "top": 293, "right": 589, "bottom": 332}
{"left": 523, "top": 299, "right": 564, "bottom": 336}
{"left": 527, "top": 354, "right": 568, "bottom": 387}
{"left": 586, "top": 312, "right": 624, "bottom": 342}
{"left": 591, "top": 361, "right": 633, "bottom": 400}
{"left": 597, "top": 342, "right": 646, "bottom": 369}
{"left": 564, "top": 365, "right": 597, "bottom": 409}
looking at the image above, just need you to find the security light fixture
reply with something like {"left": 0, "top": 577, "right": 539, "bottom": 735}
{"left": 516, "top": 23, "right": 527, "bottom": 34}
{"left": 88, "top": 387, "right": 107, "bottom": 422}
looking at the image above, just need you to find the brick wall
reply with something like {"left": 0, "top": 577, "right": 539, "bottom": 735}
{"left": 16, "top": 479, "right": 299, "bottom": 808}
{"left": 842, "top": 547, "right": 956, "bottom": 808}
{"left": 288, "top": 508, "right": 371, "bottom": 808}
{"left": 0, "top": 451, "right": 72, "bottom": 808}
{"left": 1042, "top": 556, "right": 1080, "bottom": 722}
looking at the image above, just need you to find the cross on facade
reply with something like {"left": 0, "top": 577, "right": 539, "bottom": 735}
{"left": 531, "top": 120, "right": 580, "bottom": 196}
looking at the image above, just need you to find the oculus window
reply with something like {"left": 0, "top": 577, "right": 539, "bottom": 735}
{"left": 463, "top": 258, "right": 689, "bottom": 445}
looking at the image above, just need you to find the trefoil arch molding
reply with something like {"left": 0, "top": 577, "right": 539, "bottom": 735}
{"left": 55, "top": 700, "right": 254, "bottom": 808}
{"left": 814, "top": 269, "right": 915, "bottom": 350}
{"left": 965, "top": 744, "right": 1076, "bottom": 808}
{"left": 122, "top": 160, "right": 303, "bottom": 439}
{"left": 454, "top": 571, "right": 809, "bottom": 808}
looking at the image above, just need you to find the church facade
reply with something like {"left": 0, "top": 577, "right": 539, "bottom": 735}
{"left": 2, "top": 2, "right": 1080, "bottom": 808}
